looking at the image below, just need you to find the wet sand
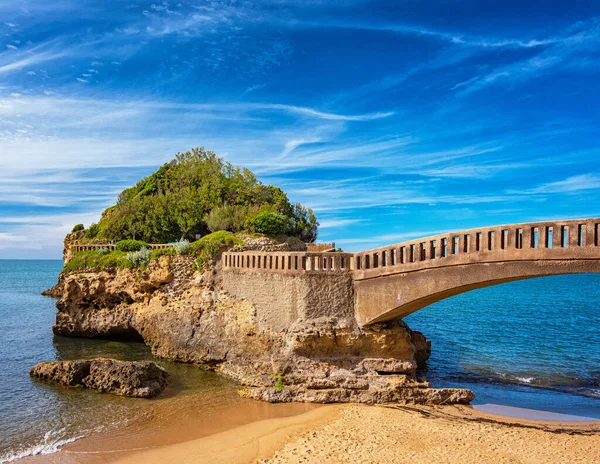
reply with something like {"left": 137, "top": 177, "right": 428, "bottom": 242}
{"left": 26, "top": 403, "right": 600, "bottom": 464}
{"left": 20, "top": 393, "right": 322, "bottom": 464}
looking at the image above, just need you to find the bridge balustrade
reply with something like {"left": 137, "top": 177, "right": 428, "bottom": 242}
{"left": 222, "top": 251, "right": 355, "bottom": 273}
{"left": 353, "top": 219, "right": 600, "bottom": 271}
{"left": 351, "top": 219, "right": 600, "bottom": 274}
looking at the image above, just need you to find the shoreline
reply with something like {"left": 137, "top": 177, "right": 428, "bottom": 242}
{"left": 19, "top": 402, "right": 600, "bottom": 464}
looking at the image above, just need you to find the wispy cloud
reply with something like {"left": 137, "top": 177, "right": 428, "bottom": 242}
{"left": 510, "top": 174, "right": 600, "bottom": 195}
{"left": 253, "top": 103, "right": 394, "bottom": 121}
{"left": 319, "top": 219, "right": 363, "bottom": 229}
{"left": 453, "top": 18, "right": 600, "bottom": 95}
{"left": 0, "top": 40, "right": 68, "bottom": 74}
{"left": 297, "top": 18, "right": 562, "bottom": 50}
{"left": 336, "top": 230, "right": 442, "bottom": 248}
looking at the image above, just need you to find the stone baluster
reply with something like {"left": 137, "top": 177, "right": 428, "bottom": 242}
{"left": 463, "top": 234, "right": 471, "bottom": 254}
{"left": 551, "top": 223, "right": 563, "bottom": 249}
{"left": 434, "top": 238, "right": 444, "bottom": 258}
{"left": 569, "top": 224, "right": 580, "bottom": 247}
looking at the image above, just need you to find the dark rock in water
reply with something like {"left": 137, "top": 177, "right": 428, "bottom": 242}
{"left": 30, "top": 359, "right": 168, "bottom": 398}
{"left": 82, "top": 359, "right": 168, "bottom": 398}
{"left": 30, "top": 360, "right": 92, "bottom": 386}
{"left": 41, "top": 285, "right": 62, "bottom": 297}
{"left": 410, "top": 330, "right": 432, "bottom": 365}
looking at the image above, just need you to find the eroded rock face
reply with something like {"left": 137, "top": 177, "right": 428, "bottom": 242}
{"left": 30, "top": 359, "right": 168, "bottom": 398}
{"left": 50, "top": 254, "right": 474, "bottom": 405}
{"left": 29, "top": 360, "right": 92, "bottom": 386}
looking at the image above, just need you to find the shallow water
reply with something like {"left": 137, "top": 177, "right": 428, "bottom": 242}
{"left": 0, "top": 260, "right": 257, "bottom": 462}
{"left": 1, "top": 263, "right": 599, "bottom": 461}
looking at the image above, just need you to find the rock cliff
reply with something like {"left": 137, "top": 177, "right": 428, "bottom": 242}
{"left": 50, "top": 247, "right": 474, "bottom": 405}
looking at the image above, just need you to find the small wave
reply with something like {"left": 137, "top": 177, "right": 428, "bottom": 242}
{"left": 514, "top": 376, "right": 535, "bottom": 384}
{"left": 575, "top": 388, "right": 600, "bottom": 399}
{"left": 0, "top": 430, "right": 83, "bottom": 463}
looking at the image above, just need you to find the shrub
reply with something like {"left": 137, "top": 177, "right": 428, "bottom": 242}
{"left": 63, "top": 250, "right": 131, "bottom": 273}
{"left": 174, "top": 240, "right": 190, "bottom": 255}
{"left": 96, "top": 247, "right": 110, "bottom": 255}
{"left": 205, "top": 205, "right": 254, "bottom": 233}
{"left": 189, "top": 231, "right": 244, "bottom": 271}
{"left": 150, "top": 248, "right": 175, "bottom": 260}
{"left": 205, "top": 206, "right": 235, "bottom": 232}
{"left": 247, "top": 212, "right": 290, "bottom": 235}
{"left": 85, "top": 223, "right": 100, "bottom": 239}
{"left": 72, "top": 224, "right": 84, "bottom": 233}
{"left": 116, "top": 239, "right": 150, "bottom": 252}
{"left": 125, "top": 247, "right": 152, "bottom": 267}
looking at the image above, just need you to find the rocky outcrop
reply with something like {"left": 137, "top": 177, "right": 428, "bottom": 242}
{"left": 30, "top": 359, "right": 168, "bottom": 398}
{"left": 242, "top": 385, "right": 475, "bottom": 405}
{"left": 41, "top": 273, "right": 65, "bottom": 297}
{"left": 42, "top": 231, "right": 85, "bottom": 297}
{"left": 410, "top": 331, "right": 432, "bottom": 365}
{"left": 50, "top": 253, "right": 474, "bottom": 405}
{"left": 29, "top": 360, "right": 91, "bottom": 386}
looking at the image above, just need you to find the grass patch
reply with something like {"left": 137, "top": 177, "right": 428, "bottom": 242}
{"left": 150, "top": 248, "right": 175, "bottom": 260}
{"left": 189, "top": 231, "right": 244, "bottom": 271}
{"left": 273, "top": 373, "right": 285, "bottom": 392}
{"left": 63, "top": 250, "right": 132, "bottom": 273}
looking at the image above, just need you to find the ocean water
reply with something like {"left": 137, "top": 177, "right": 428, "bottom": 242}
{"left": 406, "top": 274, "right": 600, "bottom": 419}
{"left": 1, "top": 262, "right": 599, "bottom": 461}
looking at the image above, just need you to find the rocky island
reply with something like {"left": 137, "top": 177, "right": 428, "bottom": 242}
{"left": 46, "top": 147, "right": 474, "bottom": 405}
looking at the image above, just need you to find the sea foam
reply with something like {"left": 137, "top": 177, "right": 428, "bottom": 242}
{"left": 0, "top": 430, "right": 83, "bottom": 463}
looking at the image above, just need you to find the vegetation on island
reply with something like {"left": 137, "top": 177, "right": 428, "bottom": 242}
{"left": 65, "top": 231, "right": 246, "bottom": 273}
{"left": 79, "top": 147, "right": 318, "bottom": 244}
{"left": 67, "top": 147, "right": 319, "bottom": 273}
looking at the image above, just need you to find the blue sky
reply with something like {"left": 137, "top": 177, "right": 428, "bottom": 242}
{"left": 1, "top": 0, "right": 600, "bottom": 258}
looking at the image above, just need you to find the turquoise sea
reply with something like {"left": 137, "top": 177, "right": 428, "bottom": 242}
{"left": 1, "top": 260, "right": 599, "bottom": 461}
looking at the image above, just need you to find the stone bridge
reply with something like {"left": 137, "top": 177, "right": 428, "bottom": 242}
{"left": 222, "top": 218, "right": 600, "bottom": 328}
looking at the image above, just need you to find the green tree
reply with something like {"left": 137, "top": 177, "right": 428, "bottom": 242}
{"left": 90, "top": 147, "right": 318, "bottom": 243}
{"left": 289, "top": 203, "right": 319, "bottom": 242}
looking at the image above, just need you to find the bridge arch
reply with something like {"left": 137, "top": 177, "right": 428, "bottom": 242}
{"left": 353, "top": 219, "right": 600, "bottom": 325}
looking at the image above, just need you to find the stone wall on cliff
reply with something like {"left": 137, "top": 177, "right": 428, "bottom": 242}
{"left": 221, "top": 269, "right": 355, "bottom": 332}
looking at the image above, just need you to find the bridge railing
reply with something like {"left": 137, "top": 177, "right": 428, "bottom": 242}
{"left": 352, "top": 218, "right": 600, "bottom": 273}
{"left": 222, "top": 251, "right": 355, "bottom": 273}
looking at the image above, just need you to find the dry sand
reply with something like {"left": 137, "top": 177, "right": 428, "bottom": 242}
{"left": 260, "top": 405, "right": 600, "bottom": 464}
{"left": 104, "top": 404, "right": 600, "bottom": 464}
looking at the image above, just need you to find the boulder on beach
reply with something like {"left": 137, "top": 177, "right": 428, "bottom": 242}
{"left": 30, "top": 358, "right": 168, "bottom": 398}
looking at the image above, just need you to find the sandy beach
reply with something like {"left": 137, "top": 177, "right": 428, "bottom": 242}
{"left": 26, "top": 403, "right": 600, "bottom": 464}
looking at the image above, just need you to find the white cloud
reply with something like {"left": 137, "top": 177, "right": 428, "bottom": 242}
{"left": 453, "top": 19, "right": 600, "bottom": 95}
{"left": 512, "top": 174, "right": 600, "bottom": 195}
{"left": 319, "top": 219, "right": 363, "bottom": 228}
